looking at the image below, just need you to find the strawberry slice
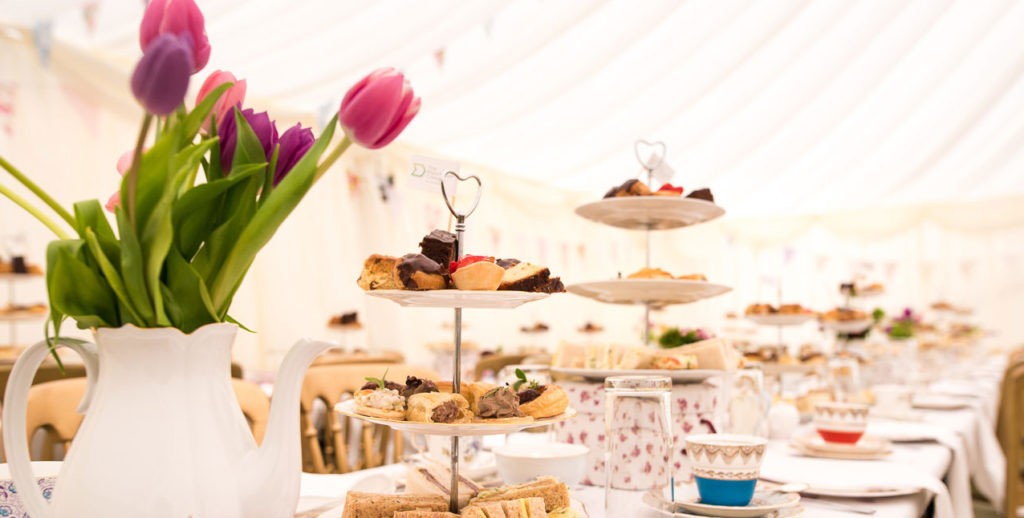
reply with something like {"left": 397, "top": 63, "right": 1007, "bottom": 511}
{"left": 449, "top": 255, "right": 494, "bottom": 274}
{"left": 658, "top": 183, "right": 684, "bottom": 195}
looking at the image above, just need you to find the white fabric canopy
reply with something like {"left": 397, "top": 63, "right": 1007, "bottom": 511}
{"left": 4, "top": 0, "right": 1024, "bottom": 215}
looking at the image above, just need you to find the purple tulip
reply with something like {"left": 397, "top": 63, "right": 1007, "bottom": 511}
{"left": 273, "top": 123, "right": 315, "bottom": 186}
{"left": 140, "top": 0, "right": 210, "bottom": 74}
{"left": 338, "top": 67, "right": 420, "bottom": 149}
{"left": 131, "top": 34, "right": 193, "bottom": 115}
{"left": 218, "top": 108, "right": 279, "bottom": 172}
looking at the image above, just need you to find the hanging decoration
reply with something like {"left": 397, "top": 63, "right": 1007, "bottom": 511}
{"left": 31, "top": 21, "right": 54, "bottom": 68}
{"left": 345, "top": 169, "right": 362, "bottom": 197}
{"left": 316, "top": 100, "right": 334, "bottom": 131}
{"left": 0, "top": 83, "right": 16, "bottom": 137}
{"left": 433, "top": 47, "right": 446, "bottom": 70}
{"left": 82, "top": 2, "right": 100, "bottom": 35}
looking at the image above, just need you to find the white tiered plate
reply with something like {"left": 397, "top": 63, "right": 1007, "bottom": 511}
{"left": 746, "top": 314, "right": 817, "bottom": 326}
{"left": 821, "top": 319, "right": 873, "bottom": 334}
{"left": 567, "top": 279, "right": 731, "bottom": 306}
{"left": 551, "top": 367, "right": 724, "bottom": 383}
{"left": 643, "top": 487, "right": 802, "bottom": 518}
{"left": 335, "top": 400, "right": 576, "bottom": 436}
{"left": 575, "top": 197, "right": 724, "bottom": 230}
{"left": 365, "top": 290, "right": 549, "bottom": 309}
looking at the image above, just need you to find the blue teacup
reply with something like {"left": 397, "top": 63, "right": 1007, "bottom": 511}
{"left": 685, "top": 434, "right": 767, "bottom": 507}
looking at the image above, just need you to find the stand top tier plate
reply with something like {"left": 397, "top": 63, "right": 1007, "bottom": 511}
{"left": 365, "top": 289, "right": 549, "bottom": 309}
{"left": 746, "top": 314, "right": 817, "bottom": 326}
{"left": 568, "top": 279, "right": 731, "bottom": 306}
{"left": 575, "top": 197, "right": 724, "bottom": 230}
{"left": 335, "top": 400, "right": 576, "bottom": 436}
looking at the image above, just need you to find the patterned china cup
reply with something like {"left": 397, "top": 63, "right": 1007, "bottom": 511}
{"left": 0, "top": 461, "right": 59, "bottom": 517}
{"left": 813, "top": 402, "right": 869, "bottom": 444}
{"left": 685, "top": 434, "right": 767, "bottom": 507}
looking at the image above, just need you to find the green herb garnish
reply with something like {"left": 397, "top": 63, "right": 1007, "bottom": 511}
{"left": 364, "top": 368, "right": 390, "bottom": 390}
{"left": 512, "top": 368, "right": 540, "bottom": 391}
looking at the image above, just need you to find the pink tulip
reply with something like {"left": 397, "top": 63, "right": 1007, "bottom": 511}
{"left": 105, "top": 191, "right": 121, "bottom": 213}
{"left": 195, "top": 70, "right": 247, "bottom": 132}
{"left": 107, "top": 148, "right": 143, "bottom": 213}
{"left": 338, "top": 67, "right": 420, "bottom": 149}
{"left": 139, "top": 0, "right": 210, "bottom": 74}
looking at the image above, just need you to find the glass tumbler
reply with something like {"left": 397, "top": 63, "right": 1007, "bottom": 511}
{"left": 604, "top": 376, "right": 673, "bottom": 515}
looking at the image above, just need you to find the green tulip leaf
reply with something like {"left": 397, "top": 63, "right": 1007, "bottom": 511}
{"left": 115, "top": 207, "right": 155, "bottom": 324}
{"left": 182, "top": 82, "right": 231, "bottom": 140}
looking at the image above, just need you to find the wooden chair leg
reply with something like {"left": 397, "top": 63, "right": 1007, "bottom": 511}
{"left": 328, "top": 411, "right": 349, "bottom": 474}
{"left": 393, "top": 430, "right": 404, "bottom": 464}
{"left": 361, "top": 426, "right": 376, "bottom": 469}
{"left": 300, "top": 410, "right": 327, "bottom": 474}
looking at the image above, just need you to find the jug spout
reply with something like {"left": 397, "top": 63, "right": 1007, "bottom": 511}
{"left": 238, "top": 337, "right": 333, "bottom": 515}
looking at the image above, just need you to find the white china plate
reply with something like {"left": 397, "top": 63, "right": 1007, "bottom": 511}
{"left": 567, "top": 279, "right": 731, "bottom": 306}
{"left": 912, "top": 394, "right": 971, "bottom": 411}
{"left": 575, "top": 196, "right": 724, "bottom": 230}
{"left": 792, "top": 433, "right": 891, "bottom": 454}
{"left": 551, "top": 367, "right": 724, "bottom": 383}
{"left": 820, "top": 319, "right": 873, "bottom": 334}
{"left": 746, "top": 314, "right": 817, "bottom": 326}
{"left": 365, "top": 289, "right": 549, "bottom": 309}
{"left": 643, "top": 488, "right": 803, "bottom": 518}
{"left": 335, "top": 400, "right": 576, "bottom": 436}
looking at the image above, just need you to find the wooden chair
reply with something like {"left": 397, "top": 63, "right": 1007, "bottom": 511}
{"left": 473, "top": 354, "right": 529, "bottom": 380}
{"left": 20, "top": 377, "right": 270, "bottom": 460}
{"left": 312, "top": 351, "right": 404, "bottom": 367}
{"left": 299, "top": 362, "right": 438, "bottom": 474}
{"left": 1001, "top": 362, "right": 1024, "bottom": 515}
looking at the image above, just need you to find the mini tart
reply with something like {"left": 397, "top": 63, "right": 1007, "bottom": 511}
{"left": 627, "top": 267, "right": 673, "bottom": 279}
{"left": 451, "top": 261, "right": 505, "bottom": 290}
{"left": 461, "top": 382, "right": 498, "bottom": 414}
{"left": 353, "top": 388, "right": 406, "bottom": 420}
{"left": 676, "top": 273, "right": 707, "bottom": 281}
{"left": 518, "top": 385, "right": 569, "bottom": 419}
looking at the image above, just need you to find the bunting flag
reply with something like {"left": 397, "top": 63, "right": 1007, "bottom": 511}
{"left": 782, "top": 246, "right": 795, "bottom": 265}
{"left": 0, "top": 83, "right": 16, "bottom": 137}
{"left": 489, "top": 226, "right": 501, "bottom": 251}
{"left": 345, "top": 169, "right": 362, "bottom": 197}
{"left": 433, "top": 47, "right": 446, "bottom": 70}
{"left": 32, "top": 21, "right": 54, "bottom": 67}
{"left": 82, "top": 2, "right": 100, "bottom": 35}
{"left": 316, "top": 100, "right": 334, "bottom": 131}
{"left": 483, "top": 17, "right": 495, "bottom": 37}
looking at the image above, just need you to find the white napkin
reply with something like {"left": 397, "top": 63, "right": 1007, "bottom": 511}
{"left": 868, "top": 421, "right": 973, "bottom": 518}
{"left": 760, "top": 447, "right": 955, "bottom": 518}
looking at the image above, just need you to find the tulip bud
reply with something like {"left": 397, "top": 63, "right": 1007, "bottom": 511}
{"left": 196, "top": 70, "right": 247, "bottom": 132}
{"left": 105, "top": 191, "right": 121, "bottom": 213}
{"left": 219, "top": 108, "right": 279, "bottom": 172}
{"left": 338, "top": 67, "right": 420, "bottom": 149}
{"left": 131, "top": 34, "right": 193, "bottom": 116}
{"left": 140, "top": 0, "right": 211, "bottom": 74}
{"left": 274, "top": 123, "right": 315, "bottom": 186}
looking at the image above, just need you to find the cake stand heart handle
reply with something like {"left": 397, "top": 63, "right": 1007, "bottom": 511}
{"left": 440, "top": 171, "right": 483, "bottom": 220}
{"left": 634, "top": 139, "right": 666, "bottom": 172}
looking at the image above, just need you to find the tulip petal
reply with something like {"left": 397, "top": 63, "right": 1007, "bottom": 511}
{"left": 371, "top": 95, "right": 421, "bottom": 149}
{"left": 131, "top": 34, "right": 193, "bottom": 115}
{"left": 340, "top": 74, "right": 406, "bottom": 146}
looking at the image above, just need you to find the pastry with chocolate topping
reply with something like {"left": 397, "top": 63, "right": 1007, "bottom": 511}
{"left": 685, "top": 187, "right": 714, "bottom": 202}
{"left": 395, "top": 253, "right": 447, "bottom": 290}
{"left": 496, "top": 258, "right": 520, "bottom": 269}
{"left": 603, "top": 178, "right": 653, "bottom": 198}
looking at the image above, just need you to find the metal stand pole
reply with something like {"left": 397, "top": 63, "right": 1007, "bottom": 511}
{"left": 449, "top": 214, "right": 466, "bottom": 513}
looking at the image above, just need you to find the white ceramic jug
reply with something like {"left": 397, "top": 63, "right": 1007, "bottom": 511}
{"left": 2, "top": 323, "right": 334, "bottom": 517}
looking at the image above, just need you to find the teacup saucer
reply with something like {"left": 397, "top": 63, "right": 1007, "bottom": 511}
{"left": 644, "top": 488, "right": 801, "bottom": 518}
{"left": 791, "top": 432, "right": 892, "bottom": 460}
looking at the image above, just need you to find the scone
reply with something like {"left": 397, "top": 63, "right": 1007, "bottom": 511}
{"left": 395, "top": 253, "right": 447, "bottom": 290}
{"left": 406, "top": 392, "right": 472, "bottom": 424}
{"left": 356, "top": 254, "right": 401, "bottom": 290}
{"left": 676, "top": 273, "right": 707, "bottom": 281}
{"left": 516, "top": 385, "right": 569, "bottom": 419}
{"left": 451, "top": 257, "right": 505, "bottom": 290}
{"left": 628, "top": 267, "right": 673, "bottom": 279}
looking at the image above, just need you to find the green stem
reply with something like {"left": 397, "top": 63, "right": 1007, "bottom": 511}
{"left": 0, "top": 155, "right": 75, "bottom": 228}
{"left": 313, "top": 136, "right": 351, "bottom": 183}
{"left": 0, "top": 183, "right": 70, "bottom": 239}
{"left": 125, "top": 113, "right": 154, "bottom": 228}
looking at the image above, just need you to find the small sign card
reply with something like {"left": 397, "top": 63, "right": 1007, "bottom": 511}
{"left": 409, "top": 155, "right": 460, "bottom": 195}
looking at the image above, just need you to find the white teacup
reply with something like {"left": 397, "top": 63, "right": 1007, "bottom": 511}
{"left": 685, "top": 434, "right": 767, "bottom": 507}
{"left": 814, "top": 402, "right": 869, "bottom": 444}
{"left": 410, "top": 434, "right": 482, "bottom": 465}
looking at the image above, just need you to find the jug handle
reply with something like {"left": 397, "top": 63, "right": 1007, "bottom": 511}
{"left": 2, "top": 337, "right": 99, "bottom": 518}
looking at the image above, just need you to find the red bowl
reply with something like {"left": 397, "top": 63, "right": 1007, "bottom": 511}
{"left": 816, "top": 428, "right": 865, "bottom": 444}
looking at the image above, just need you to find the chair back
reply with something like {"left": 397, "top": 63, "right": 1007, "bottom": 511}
{"left": 299, "top": 362, "right": 438, "bottom": 474}
{"left": 18, "top": 377, "right": 270, "bottom": 460}
{"left": 312, "top": 351, "right": 404, "bottom": 367}
{"left": 473, "top": 354, "right": 529, "bottom": 381}
{"left": 1002, "top": 362, "right": 1024, "bottom": 514}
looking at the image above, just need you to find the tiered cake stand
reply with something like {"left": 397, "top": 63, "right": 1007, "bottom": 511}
{"left": 568, "top": 141, "right": 731, "bottom": 346}
{"left": 338, "top": 173, "right": 573, "bottom": 513}
{"left": 0, "top": 273, "right": 47, "bottom": 347}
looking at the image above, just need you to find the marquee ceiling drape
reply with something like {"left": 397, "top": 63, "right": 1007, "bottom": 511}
{"left": 4, "top": 0, "right": 1024, "bottom": 218}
